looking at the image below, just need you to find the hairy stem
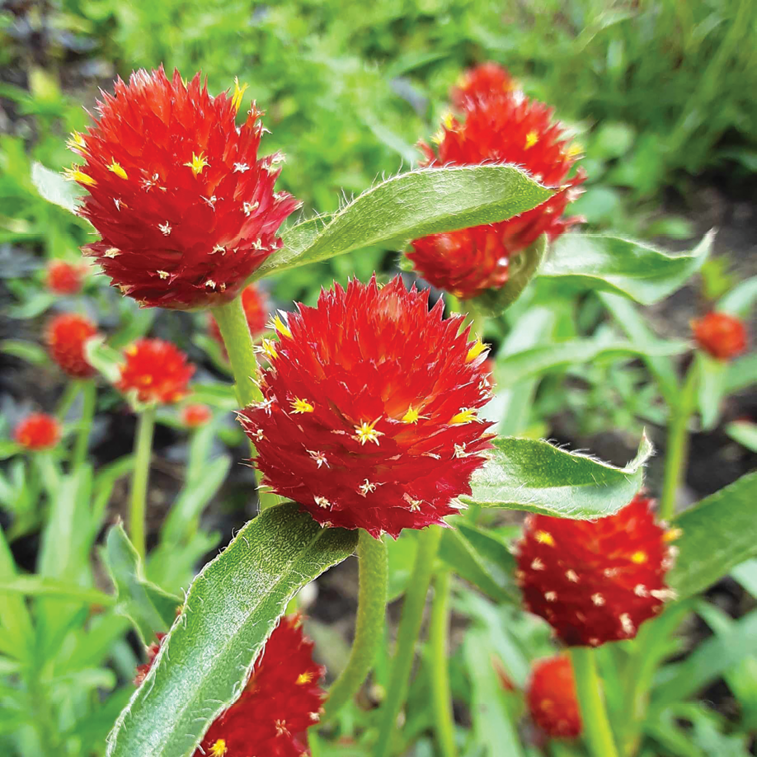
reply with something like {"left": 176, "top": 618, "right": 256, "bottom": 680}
{"left": 72, "top": 379, "right": 96, "bottom": 469}
{"left": 323, "top": 530, "right": 388, "bottom": 720}
{"left": 129, "top": 406, "right": 155, "bottom": 560}
{"left": 429, "top": 569, "right": 457, "bottom": 757}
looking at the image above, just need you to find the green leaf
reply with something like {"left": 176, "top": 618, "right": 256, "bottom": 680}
{"left": 0, "top": 576, "right": 115, "bottom": 606}
{"left": 102, "top": 523, "right": 180, "bottom": 644}
{"left": 696, "top": 353, "right": 727, "bottom": 431}
{"left": 539, "top": 231, "right": 713, "bottom": 305}
{"left": 106, "top": 503, "right": 357, "bottom": 757}
{"left": 718, "top": 276, "right": 757, "bottom": 317}
{"left": 31, "top": 161, "right": 84, "bottom": 214}
{"left": 494, "top": 337, "right": 687, "bottom": 387}
{"left": 725, "top": 421, "right": 757, "bottom": 453}
{"left": 463, "top": 434, "right": 652, "bottom": 518}
{"left": 85, "top": 336, "right": 124, "bottom": 384}
{"left": 255, "top": 165, "right": 553, "bottom": 279}
{"left": 668, "top": 472, "right": 757, "bottom": 599}
{"left": 0, "top": 339, "right": 48, "bottom": 366}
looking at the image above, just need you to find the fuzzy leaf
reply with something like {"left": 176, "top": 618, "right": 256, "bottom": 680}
{"left": 668, "top": 472, "right": 757, "bottom": 599}
{"left": 256, "top": 164, "right": 553, "bottom": 278}
{"left": 463, "top": 435, "right": 652, "bottom": 518}
{"left": 539, "top": 231, "right": 713, "bottom": 304}
{"left": 106, "top": 503, "right": 357, "bottom": 757}
{"left": 31, "top": 162, "right": 83, "bottom": 214}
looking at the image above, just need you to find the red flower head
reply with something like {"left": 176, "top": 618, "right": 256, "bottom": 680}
{"left": 135, "top": 615, "right": 324, "bottom": 757}
{"left": 182, "top": 403, "right": 212, "bottom": 428}
{"left": 14, "top": 413, "right": 61, "bottom": 451}
{"left": 451, "top": 62, "right": 516, "bottom": 109}
{"left": 118, "top": 338, "right": 194, "bottom": 405}
{"left": 65, "top": 67, "right": 300, "bottom": 310}
{"left": 208, "top": 283, "right": 269, "bottom": 351}
{"left": 515, "top": 494, "right": 677, "bottom": 647}
{"left": 527, "top": 655, "right": 582, "bottom": 739}
{"left": 409, "top": 68, "right": 585, "bottom": 300}
{"left": 238, "top": 276, "right": 493, "bottom": 538}
{"left": 46, "top": 260, "right": 86, "bottom": 295}
{"left": 692, "top": 311, "right": 747, "bottom": 361}
{"left": 46, "top": 313, "right": 98, "bottom": 378}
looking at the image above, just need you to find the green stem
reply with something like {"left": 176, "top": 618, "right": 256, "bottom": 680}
{"left": 429, "top": 570, "right": 457, "bottom": 757}
{"left": 659, "top": 363, "right": 698, "bottom": 522}
{"left": 570, "top": 647, "right": 619, "bottom": 757}
{"left": 375, "top": 526, "right": 443, "bottom": 757}
{"left": 323, "top": 530, "right": 388, "bottom": 721}
{"left": 56, "top": 380, "right": 80, "bottom": 420}
{"left": 72, "top": 380, "right": 96, "bottom": 469}
{"left": 129, "top": 406, "right": 155, "bottom": 560}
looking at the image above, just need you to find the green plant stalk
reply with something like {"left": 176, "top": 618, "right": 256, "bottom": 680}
{"left": 375, "top": 526, "right": 443, "bottom": 757}
{"left": 323, "top": 530, "right": 388, "bottom": 721}
{"left": 56, "top": 380, "right": 80, "bottom": 420}
{"left": 659, "top": 362, "right": 698, "bottom": 522}
{"left": 570, "top": 647, "right": 619, "bottom": 757}
{"left": 429, "top": 569, "right": 457, "bottom": 757}
{"left": 72, "top": 379, "right": 96, "bottom": 469}
{"left": 129, "top": 406, "right": 156, "bottom": 560}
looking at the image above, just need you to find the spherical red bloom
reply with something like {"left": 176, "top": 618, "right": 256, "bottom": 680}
{"left": 692, "top": 311, "right": 747, "bottom": 361}
{"left": 182, "top": 403, "right": 212, "bottom": 428}
{"left": 208, "top": 283, "right": 269, "bottom": 352}
{"left": 238, "top": 276, "right": 493, "bottom": 538}
{"left": 117, "top": 338, "right": 194, "bottom": 405}
{"left": 527, "top": 655, "right": 582, "bottom": 739}
{"left": 46, "top": 260, "right": 86, "bottom": 295}
{"left": 409, "top": 78, "right": 585, "bottom": 300}
{"left": 135, "top": 616, "right": 324, "bottom": 757}
{"left": 516, "top": 494, "right": 675, "bottom": 647}
{"left": 46, "top": 313, "right": 98, "bottom": 378}
{"left": 14, "top": 413, "right": 61, "bottom": 451}
{"left": 451, "top": 62, "right": 516, "bottom": 109}
{"left": 66, "top": 67, "right": 299, "bottom": 310}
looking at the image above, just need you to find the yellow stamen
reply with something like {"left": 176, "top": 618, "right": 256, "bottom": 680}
{"left": 663, "top": 527, "right": 683, "bottom": 542}
{"left": 535, "top": 531, "right": 555, "bottom": 547}
{"left": 466, "top": 338, "right": 487, "bottom": 363}
{"left": 525, "top": 131, "right": 539, "bottom": 149}
{"left": 291, "top": 398, "right": 314, "bottom": 414}
{"left": 107, "top": 160, "right": 128, "bottom": 180}
{"left": 402, "top": 406, "right": 420, "bottom": 424}
{"left": 63, "top": 166, "right": 96, "bottom": 186}
{"left": 631, "top": 551, "right": 647, "bottom": 564}
{"left": 431, "top": 128, "right": 446, "bottom": 146}
{"left": 270, "top": 314, "right": 291, "bottom": 338}
{"left": 297, "top": 671, "right": 315, "bottom": 685}
{"left": 442, "top": 112, "right": 455, "bottom": 130}
{"left": 566, "top": 142, "right": 584, "bottom": 159}
{"left": 257, "top": 338, "right": 278, "bottom": 361}
{"left": 209, "top": 739, "right": 227, "bottom": 757}
{"left": 66, "top": 131, "right": 86, "bottom": 152}
{"left": 232, "top": 77, "right": 249, "bottom": 113}
{"left": 450, "top": 408, "right": 477, "bottom": 425}
{"left": 354, "top": 420, "right": 383, "bottom": 445}
{"left": 184, "top": 152, "right": 210, "bottom": 176}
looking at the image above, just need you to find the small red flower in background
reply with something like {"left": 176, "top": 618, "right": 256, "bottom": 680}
{"left": 135, "top": 616, "right": 324, "bottom": 757}
{"left": 118, "top": 338, "right": 194, "bottom": 405}
{"left": 65, "top": 67, "right": 299, "bottom": 310}
{"left": 692, "top": 311, "right": 747, "bottom": 361}
{"left": 182, "top": 403, "right": 212, "bottom": 428}
{"left": 46, "top": 260, "right": 86, "bottom": 295}
{"left": 208, "top": 283, "right": 269, "bottom": 353}
{"left": 451, "top": 62, "right": 515, "bottom": 108}
{"left": 239, "top": 276, "right": 493, "bottom": 538}
{"left": 409, "top": 62, "right": 585, "bottom": 300}
{"left": 515, "top": 494, "right": 676, "bottom": 647}
{"left": 527, "top": 655, "right": 582, "bottom": 739}
{"left": 46, "top": 313, "right": 98, "bottom": 379}
{"left": 14, "top": 413, "right": 61, "bottom": 451}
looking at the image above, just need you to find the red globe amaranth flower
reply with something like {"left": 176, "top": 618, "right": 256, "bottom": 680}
{"left": 527, "top": 655, "right": 582, "bottom": 739}
{"left": 516, "top": 494, "right": 676, "bottom": 647}
{"left": 46, "top": 313, "right": 98, "bottom": 378}
{"left": 182, "top": 403, "right": 212, "bottom": 428}
{"left": 409, "top": 66, "right": 585, "bottom": 299}
{"left": 46, "top": 260, "right": 86, "bottom": 295}
{"left": 692, "top": 311, "right": 747, "bottom": 361}
{"left": 66, "top": 67, "right": 300, "bottom": 310}
{"left": 451, "top": 62, "right": 515, "bottom": 109}
{"left": 118, "top": 338, "right": 194, "bottom": 404}
{"left": 14, "top": 413, "right": 61, "bottom": 451}
{"left": 135, "top": 616, "right": 324, "bottom": 757}
{"left": 208, "top": 283, "right": 269, "bottom": 353}
{"left": 238, "top": 276, "right": 493, "bottom": 538}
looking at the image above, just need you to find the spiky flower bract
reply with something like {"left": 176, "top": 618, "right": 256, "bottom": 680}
{"left": 46, "top": 260, "right": 86, "bottom": 295}
{"left": 239, "top": 275, "right": 493, "bottom": 538}
{"left": 135, "top": 615, "right": 324, "bottom": 757}
{"left": 117, "top": 338, "right": 194, "bottom": 405}
{"left": 66, "top": 67, "right": 299, "bottom": 310}
{"left": 409, "top": 63, "right": 585, "bottom": 299}
{"left": 692, "top": 311, "right": 747, "bottom": 361}
{"left": 182, "top": 403, "right": 212, "bottom": 428}
{"left": 46, "top": 313, "right": 98, "bottom": 379}
{"left": 14, "top": 413, "right": 61, "bottom": 451}
{"left": 208, "top": 283, "right": 269, "bottom": 351}
{"left": 451, "top": 62, "right": 515, "bottom": 109}
{"left": 516, "top": 494, "right": 675, "bottom": 647}
{"left": 527, "top": 655, "right": 582, "bottom": 739}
